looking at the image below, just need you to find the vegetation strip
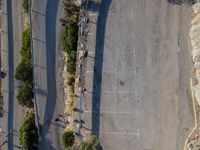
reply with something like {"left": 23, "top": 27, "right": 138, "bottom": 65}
{"left": 60, "top": 0, "right": 100, "bottom": 149}
{"left": 14, "top": 1, "right": 38, "bottom": 149}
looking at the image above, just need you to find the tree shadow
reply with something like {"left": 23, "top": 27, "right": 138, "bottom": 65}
{"left": 88, "top": 0, "right": 112, "bottom": 138}
{"left": 167, "top": 0, "right": 196, "bottom": 5}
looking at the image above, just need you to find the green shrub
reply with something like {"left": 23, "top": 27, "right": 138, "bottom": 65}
{"left": 15, "top": 61, "right": 33, "bottom": 83}
{"left": 22, "top": 0, "right": 29, "bottom": 14}
{"left": 21, "top": 28, "right": 31, "bottom": 61}
{"left": 80, "top": 136, "right": 100, "bottom": 150}
{"left": 17, "top": 84, "right": 33, "bottom": 108}
{"left": 19, "top": 112, "right": 38, "bottom": 150}
{"left": 62, "top": 130, "right": 75, "bottom": 148}
{"left": 67, "top": 76, "right": 75, "bottom": 87}
{"left": 62, "top": 23, "right": 78, "bottom": 54}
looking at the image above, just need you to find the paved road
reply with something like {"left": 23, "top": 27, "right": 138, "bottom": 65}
{"left": 32, "top": 0, "right": 64, "bottom": 149}
{"left": 0, "top": 0, "right": 10, "bottom": 149}
{"left": 0, "top": 0, "right": 24, "bottom": 149}
{"left": 83, "top": 0, "right": 194, "bottom": 150}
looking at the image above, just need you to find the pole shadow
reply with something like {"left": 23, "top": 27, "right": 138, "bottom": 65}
{"left": 7, "top": 0, "right": 14, "bottom": 149}
{"left": 89, "top": 0, "right": 112, "bottom": 138}
{"left": 167, "top": 0, "right": 196, "bottom": 5}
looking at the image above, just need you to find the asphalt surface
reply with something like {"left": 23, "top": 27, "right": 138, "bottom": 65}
{"left": 83, "top": 0, "right": 194, "bottom": 150}
{"left": 32, "top": 0, "right": 64, "bottom": 149}
{"left": 0, "top": 0, "right": 24, "bottom": 149}
{"left": 0, "top": 0, "right": 10, "bottom": 149}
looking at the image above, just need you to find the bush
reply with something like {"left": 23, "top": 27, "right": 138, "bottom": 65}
{"left": 62, "top": 130, "right": 75, "bottom": 148}
{"left": 17, "top": 84, "right": 33, "bottom": 108}
{"left": 22, "top": 0, "right": 29, "bottom": 14}
{"left": 21, "top": 28, "right": 31, "bottom": 61}
{"left": 19, "top": 113, "right": 38, "bottom": 150}
{"left": 67, "top": 76, "right": 75, "bottom": 87}
{"left": 80, "top": 136, "right": 100, "bottom": 150}
{"left": 62, "top": 23, "right": 78, "bottom": 54}
{"left": 15, "top": 61, "right": 33, "bottom": 83}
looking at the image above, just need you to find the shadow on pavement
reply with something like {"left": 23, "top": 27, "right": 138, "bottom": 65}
{"left": 167, "top": 0, "right": 196, "bottom": 5}
{"left": 89, "top": 0, "right": 112, "bottom": 138}
{"left": 40, "top": 0, "right": 59, "bottom": 149}
{"left": 7, "top": 0, "right": 14, "bottom": 149}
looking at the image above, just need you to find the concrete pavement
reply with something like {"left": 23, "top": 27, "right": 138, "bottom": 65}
{"left": 32, "top": 0, "right": 65, "bottom": 149}
{"left": 82, "top": 0, "right": 194, "bottom": 150}
{"left": 0, "top": 0, "right": 24, "bottom": 149}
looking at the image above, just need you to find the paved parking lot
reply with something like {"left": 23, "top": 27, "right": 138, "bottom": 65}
{"left": 82, "top": 0, "right": 195, "bottom": 150}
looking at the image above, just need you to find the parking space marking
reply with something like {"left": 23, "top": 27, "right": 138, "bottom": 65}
{"left": 85, "top": 131, "right": 139, "bottom": 135}
{"left": 103, "top": 91, "right": 135, "bottom": 94}
{"left": 84, "top": 110, "right": 138, "bottom": 114}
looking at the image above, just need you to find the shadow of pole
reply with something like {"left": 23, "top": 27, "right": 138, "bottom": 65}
{"left": 7, "top": 0, "right": 14, "bottom": 149}
{"left": 91, "top": 0, "right": 112, "bottom": 138}
{"left": 167, "top": 0, "right": 196, "bottom": 5}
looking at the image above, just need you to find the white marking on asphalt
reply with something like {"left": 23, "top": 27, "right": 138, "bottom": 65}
{"left": 86, "top": 71, "right": 94, "bottom": 73}
{"left": 84, "top": 110, "right": 137, "bottom": 114}
{"left": 103, "top": 91, "right": 135, "bottom": 94}
{"left": 87, "top": 32, "right": 94, "bottom": 35}
{"left": 135, "top": 87, "right": 138, "bottom": 97}
{"left": 88, "top": 13, "right": 98, "bottom": 16}
{"left": 85, "top": 131, "right": 139, "bottom": 135}
{"left": 86, "top": 71, "right": 136, "bottom": 74}
{"left": 137, "top": 128, "right": 140, "bottom": 139}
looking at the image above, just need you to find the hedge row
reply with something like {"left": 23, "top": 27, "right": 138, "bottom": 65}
{"left": 61, "top": 2, "right": 79, "bottom": 97}
{"left": 15, "top": 28, "right": 33, "bottom": 108}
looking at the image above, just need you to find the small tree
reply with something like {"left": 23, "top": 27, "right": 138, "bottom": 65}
{"left": 15, "top": 61, "right": 33, "bottom": 83}
{"left": 17, "top": 84, "right": 33, "bottom": 108}
{"left": 22, "top": 0, "right": 29, "bottom": 14}
{"left": 62, "top": 130, "right": 75, "bottom": 148}
{"left": 19, "top": 112, "right": 38, "bottom": 150}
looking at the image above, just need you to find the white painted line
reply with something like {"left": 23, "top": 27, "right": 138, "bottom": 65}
{"left": 87, "top": 32, "right": 94, "bottom": 35}
{"left": 85, "top": 131, "right": 139, "bottom": 135}
{"left": 103, "top": 91, "right": 135, "bottom": 94}
{"left": 136, "top": 110, "right": 139, "bottom": 119}
{"left": 86, "top": 71, "right": 136, "bottom": 74}
{"left": 84, "top": 110, "right": 137, "bottom": 114}
{"left": 137, "top": 128, "right": 140, "bottom": 139}
{"left": 88, "top": 13, "right": 98, "bottom": 16}
{"left": 88, "top": 51, "right": 94, "bottom": 54}
{"left": 135, "top": 87, "right": 138, "bottom": 97}
{"left": 86, "top": 71, "right": 94, "bottom": 74}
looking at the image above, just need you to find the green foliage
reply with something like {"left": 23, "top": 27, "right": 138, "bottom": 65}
{"left": 19, "top": 113, "right": 38, "bottom": 150}
{"left": 21, "top": 28, "right": 31, "bottom": 61}
{"left": 22, "top": 0, "right": 29, "bottom": 14}
{"left": 63, "top": 0, "right": 79, "bottom": 23}
{"left": 62, "top": 23, "right": 78, "bottom": 54}
{"left": 17, "top": 84, "right": 33, "bottom": 108}
{"left": 67, "top": 76, "right": 75, "bottom": 87}
{"left": 80, "top": 136, "right": 100, "bottom": 150}
{"left": 62, "top": 130, "right": 75, "bottom": 148}
{"left": 15, "top": 61, "right": 33, "bottom": 83}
